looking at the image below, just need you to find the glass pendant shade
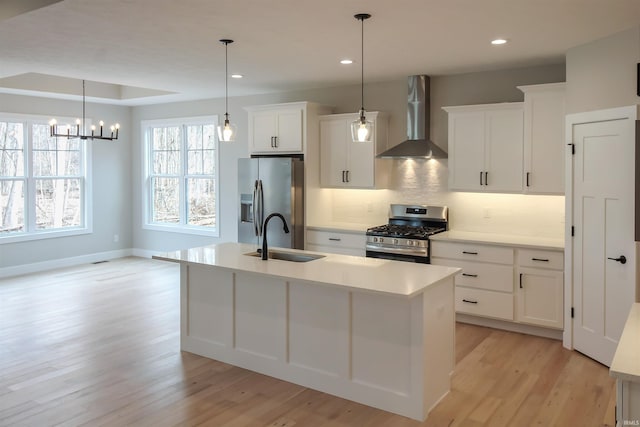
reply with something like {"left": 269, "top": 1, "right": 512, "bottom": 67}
{"left": 351, "top": 110, "right": 373, "bottom": 142}
{"left": 217, "top": 116, "right": 237, "bottom": 142}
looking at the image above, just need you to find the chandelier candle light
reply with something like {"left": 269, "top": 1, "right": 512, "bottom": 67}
{"left": 217, "top": 39, "right": 237, "bottom": 142}
{"left": 352, "top": 13, "right": 373, "bottom": 143}
{"left": 49, "top": 80, "right": 120, "bottom": 141}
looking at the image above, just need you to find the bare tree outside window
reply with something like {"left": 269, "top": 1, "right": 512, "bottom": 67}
{"left": 146, "top": 118, "right": 218, "bottom": 233}
{"left": 0, "top": 118, "right": 86, "bottom": 238}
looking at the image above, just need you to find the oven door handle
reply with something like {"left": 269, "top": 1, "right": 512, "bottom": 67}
{"left": 365, "top": 244, "right": 428, "bottom": 257}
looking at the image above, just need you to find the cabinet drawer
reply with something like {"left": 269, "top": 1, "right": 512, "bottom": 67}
{"left": 434, "top": 259, "right": 513, "bottom": 292}
{"left": 455, "top": 287, "right": 514, "bottom": 321}
{"left": 517, "top": 249, "right": 563, "bottom": 270}
{"left": 306, "top": 230, "right": 366, "bottom": 249}
{"left": 431, "top": 241, "right": 513, "bottom": 264}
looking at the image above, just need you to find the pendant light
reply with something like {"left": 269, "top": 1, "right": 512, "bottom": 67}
{"left": 217, "top": 39, "right": 237, "bottom": 142}
{"left": 351, "top": 13, "right": 373, "bottom": 142}
{"left": 49, "top": 79, "right": 120, "bottom": 141}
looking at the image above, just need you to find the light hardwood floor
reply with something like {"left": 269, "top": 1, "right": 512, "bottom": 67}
{"left": 0, "top": 257, "right": 616, "bottom": 426}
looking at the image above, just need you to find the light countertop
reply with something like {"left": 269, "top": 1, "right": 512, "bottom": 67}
{"left": 430, "top": 230, "right": 565, "bottom": 251}
{"left": 610, "top": 303, "right": 640, "bottom": 382}
{"left": 306, "top": 223, "right": 373, "bottom": 234}
{"left": 153, "top": 242, "right": 460, "bottom": 298}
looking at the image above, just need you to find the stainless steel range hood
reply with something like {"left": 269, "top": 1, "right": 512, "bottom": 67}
{"left": 377, "top": 75, "right": 447, "bottom": 159}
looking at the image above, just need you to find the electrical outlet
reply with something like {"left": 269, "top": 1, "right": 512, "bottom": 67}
{"left": 483, "top": 208, "right": 491, "bottom": 219}
{"left": 367, "top": 203, "right": 373, "bottom": 213}
{"left": 113, "top": 234, "right": 119, "bottom": 243}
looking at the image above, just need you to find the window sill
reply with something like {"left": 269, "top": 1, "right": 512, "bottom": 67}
{"left": 143, "top": 223, "right": 219, "bottom": 238}
{"left": 0, "top": 227, "right": 92, "bottom": 244}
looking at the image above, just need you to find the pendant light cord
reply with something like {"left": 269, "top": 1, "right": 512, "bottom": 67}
{"left": 225, "top": 41, "right": 229, "bottom": 117}
{"left": 360, "top": 16, "right": 364, "bottom": 112}
{"left": 82, "top": 79, "right": 86, "bottom": 131}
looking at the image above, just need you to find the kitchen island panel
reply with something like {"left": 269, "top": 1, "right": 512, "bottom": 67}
{"left": 352, "top": 292, "right": 412, "bottom": 395}
{"left": 183, "top": 264, "right": 234, "bottom": 349}
{"left": 289, "top": 281, "right": 350, "bottom": 378}
{"left": 235, "top": 272, "right": 287, "bottom": 362}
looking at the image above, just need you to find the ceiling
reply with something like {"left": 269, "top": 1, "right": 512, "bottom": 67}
{"left": 1, "top": 0, "right": 639, "bottom": 106}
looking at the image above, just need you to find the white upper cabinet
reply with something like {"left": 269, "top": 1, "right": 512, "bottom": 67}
{"left": 444, "top": 103, "right": 524, "bottom": 193}
{"left": 319, "top": 112, "right": 388, "bottom": 189}
{"left": 247, "top": 103, "right": 305, "bottom": 154}
{"left": 517, "top": 83, "right": 566, "bottom": 195}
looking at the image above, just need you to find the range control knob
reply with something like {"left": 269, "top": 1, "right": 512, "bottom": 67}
{"left": 379, "top": 237, "right": 384, "bottom": 243}
{"left": 393, "top": 238, "right": 399, "bottom": 245}
{"left": 407, "top": 240, "right": 414, "bottom": 246}
{"left": 373, "top": 237, "right": 378, "bottom": 243}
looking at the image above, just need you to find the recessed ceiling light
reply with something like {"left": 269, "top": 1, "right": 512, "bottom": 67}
{"left": 231, "top": 74, "right": 243, "bottom": 79}
{"left": 340, "top": 59, "right": 353, "bottom": 65}
{"left": 491, "top": 38, "right": 508, "bottom": 45}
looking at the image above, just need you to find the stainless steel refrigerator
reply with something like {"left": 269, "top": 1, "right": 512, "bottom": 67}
{"left": 238, "top": 156, "right": 304, "bottom": 249}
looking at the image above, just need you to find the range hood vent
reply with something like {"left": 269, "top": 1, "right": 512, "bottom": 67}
{"left": 377, "top": 75, "right": 447, "bottom": 159}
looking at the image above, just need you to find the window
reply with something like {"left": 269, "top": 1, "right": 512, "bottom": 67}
{"left": 0, "top": 114, "right": 89, "bottom": 242}
{"left": 142, "top": 116, "right": 218, "bottom": 236}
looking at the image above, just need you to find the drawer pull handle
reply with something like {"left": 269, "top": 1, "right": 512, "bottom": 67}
{"left": 462, "top": 299, "right": 478, "bottom": 304}
{"left": 531, "top": 258, "right": 549, "bottom": 262}
{"left": 462, "top": 273, "right": 478, "bottom": 277}
{"left": 462, "top": 251, "right": 478, "bottom": 255}
{"left": 328, "top": 238, "right": 341, "bottom": 242}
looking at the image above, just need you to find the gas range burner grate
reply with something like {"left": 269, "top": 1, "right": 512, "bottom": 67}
{"left": 366, "top": 224, "right": 446, "bottom": 239}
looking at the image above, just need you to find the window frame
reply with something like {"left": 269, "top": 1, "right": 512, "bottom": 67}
{"left": 0, "top": 112, "right": 92, "bottom": 244}
{"left": 141, "top": 115, "right": 220, "bottom": 237}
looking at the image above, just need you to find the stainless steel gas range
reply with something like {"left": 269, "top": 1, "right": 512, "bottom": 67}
{"left": 365, "top": 204, "right": 448, "bottom": 264}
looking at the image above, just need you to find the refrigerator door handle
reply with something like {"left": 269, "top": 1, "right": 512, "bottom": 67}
{"left": 257, "top": 179, "right": 264, "bottom": 237}
{"left": 252, "top": 180, "right": 259, "bottom": 236}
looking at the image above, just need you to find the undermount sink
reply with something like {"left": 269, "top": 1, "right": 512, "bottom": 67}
{"left": 244, "top": 250, "right": 325, "bottom": 263}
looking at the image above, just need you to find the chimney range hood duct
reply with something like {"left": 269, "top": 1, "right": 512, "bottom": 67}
{"left": 377, "top": 75, "right": 447, "bottom": 159}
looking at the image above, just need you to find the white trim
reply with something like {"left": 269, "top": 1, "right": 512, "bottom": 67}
{"left": 131, "top": 247, "right": 164, "bottom": 258}
{"left": 563, "top": 104, "right": 640, "bottom": 350}
{"left": 456, "top": 313, "right": 563, "bottom": 341}
{"left": 0, "top": 226, "right": 91, "bottom": 244}
{"left": 0, "top": 249, "right": 134, "bottom": 279}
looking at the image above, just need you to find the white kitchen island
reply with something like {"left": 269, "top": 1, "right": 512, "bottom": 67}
{"left": 153, "top": 242, "right": 460, "bottom": 421}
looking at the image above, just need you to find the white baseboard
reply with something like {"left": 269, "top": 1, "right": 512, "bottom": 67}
{"left": 131, "top": 248, "right": 164, "bottom": 258}
{"left": 456, "top": 313, "right": 563, "bottom": 340}
{"left": 0, "top": 249, "right": 135, "bottom": 279}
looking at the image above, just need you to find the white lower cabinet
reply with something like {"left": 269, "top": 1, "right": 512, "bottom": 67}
{"left": 432, "top": 240, "right": 564, "bottom": 332}
{"left": 306, "top": 228, "right": 366, "bottom": 257}
{"left": 516, "top": 249, "right": 564, "bottom": 329}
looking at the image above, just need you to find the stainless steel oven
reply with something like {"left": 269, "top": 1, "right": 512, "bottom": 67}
{"left": 365, "top": 204, "right": 448, "bottom": 264}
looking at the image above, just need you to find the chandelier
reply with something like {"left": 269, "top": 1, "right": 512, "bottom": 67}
{"left": 49, "top": 79, "right": 120, "bottom": 141}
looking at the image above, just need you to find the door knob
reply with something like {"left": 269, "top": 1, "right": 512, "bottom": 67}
{"left": 607, "top": 255, "right": 627, "bottom": 264}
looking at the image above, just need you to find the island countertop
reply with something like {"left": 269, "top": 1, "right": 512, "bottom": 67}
{"left": 153, "top": 242, "right": 460, "bottom": 298}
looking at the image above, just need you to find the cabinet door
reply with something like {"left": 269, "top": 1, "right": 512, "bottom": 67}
{"left": 523, "top": 88, "right": 565, "bottom": 194}
{"left": 485, "top": 108, "right": 524, "bottom": 192}
{"left": 346, "top": 135, "right": 375, "bottom": 188}
{"left": 448, "top": 111, "right": 485, "bottom": 191}
{"left": 274, "top": 108, "right": 303, "bottom": 152}
{"left": 516, "top": 267, "right": 563, "bottom": 329}
{"left": 320, "top": 119, "right": 349, "bottom": 187}
{"left": 251, "top": 111, "right": 278, "bottom": 152}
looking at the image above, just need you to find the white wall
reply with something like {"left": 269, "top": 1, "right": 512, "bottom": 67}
{"left": 0, "top": 93, "right": 132, "bottom": 269}
{"left": 566, "top": 25, "right": 640, "bottom": 114}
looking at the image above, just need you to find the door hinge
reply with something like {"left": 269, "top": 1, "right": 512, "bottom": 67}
{"left": 571, "top": 307, "right": 575, "bottom": 318}
{"left": 571, "top": 226, "right": 575, "bottom": 237}
{"left": 567, "top": 143, "right": 575, "bottom": 155}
